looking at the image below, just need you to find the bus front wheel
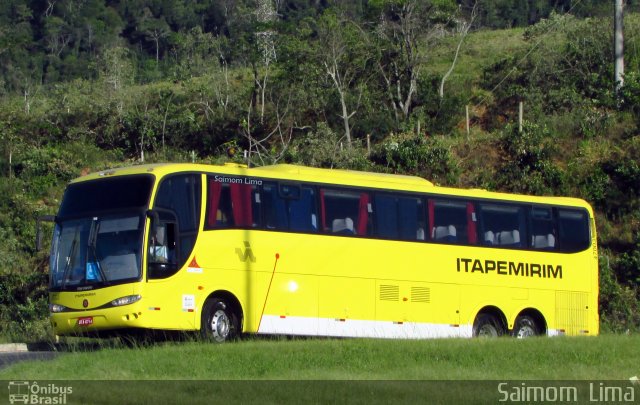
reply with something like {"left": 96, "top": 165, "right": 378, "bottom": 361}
{"left": 201, "top": 298, "right": 238, "bottom": 343}
{"left": 512, "top": 315, "right": 539, "bottom": 338}
{"left": 473, "top": 314, "right": 504, "bottom": 338}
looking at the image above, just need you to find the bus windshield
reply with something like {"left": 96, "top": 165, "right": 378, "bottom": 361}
{"left": 50, "top": 214, "right": 145, "bottom": 290}
{"left": 50, "top": 175, "right": 153, "bottom": 291}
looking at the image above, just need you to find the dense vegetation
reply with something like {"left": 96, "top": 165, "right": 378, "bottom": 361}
{"left": 1, "top": 0, "right": 639, "bottom": 341}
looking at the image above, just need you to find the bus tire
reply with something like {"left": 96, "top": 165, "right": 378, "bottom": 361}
{"left": 201, "top": 298, "right": 238, "bottom": 343}
{"left": 512, "top": 315, "right": 539, "bottom": 338}
{"left": 473, "top": 313, "right": 504, "bottom": 338}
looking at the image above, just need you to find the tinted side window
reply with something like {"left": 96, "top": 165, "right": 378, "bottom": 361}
{"left": 320, "top": 189, "right": 371, "bottom": 236}
{"left": 479, "top": 204, "right": 525, "bottom": 247}
{"left": 262, "top": 183, "right": 317, "bottom": 232}
{"left": 530, "top": 207, "right": 556, "bottom": 249}
{"left": 206, "top": 179, "right": 259, "bottom": 229}
{"left": 375, "top": 194, "right": 426, "bottom": 241}
{"left": 429, "top": 200, "right": 476, "bottom": 244}
{"left": 375, "top": 195, "right": 398, "bottom": 239}
{"left": 558, "top": 209, "right": 590, "bottom": 252}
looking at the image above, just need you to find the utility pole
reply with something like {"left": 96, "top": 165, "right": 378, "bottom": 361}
{"left": 518, "top": 101, "right": 523, "bottom": 133}
{"left": 615, "top": 0, "right": 624, "bottom": 94}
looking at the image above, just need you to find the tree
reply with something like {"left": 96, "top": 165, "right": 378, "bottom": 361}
{"left": 254, "top": 0, "right": 278, "bottom": 123}
{"left": 0, "top": 2, "right": 38, "bottom": 93}
{"left": 0, "top": 116, "right": 18, "bottom": 178}
{"left": 98, "top": 46, "right": 134, "bottom": 91}
{"left": 316, "top": 10, "right": 372, "bottom": 147}
{"left": 373, "top": 0, "right": 457, "bottom": 124}
{"left": 139, "top": 8, "right": 171, "bottom": 63}
{"left": 43, "top": 15, "right": 71, "bottom": 59}
{"left": 167, "top": 26, "right": 226, "bottom": 79}
{"left": 439, "top": 1, "right": 477, "bottom": 99}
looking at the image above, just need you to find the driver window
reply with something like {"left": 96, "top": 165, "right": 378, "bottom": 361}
{"left": 147, "top": 221, "right": 177, "bottom": 278}
{"left": 148, "top": 173, "right": 201, "bottom": 279}
{"left": 148, "top": 223, "right": 176, "bottom": 264}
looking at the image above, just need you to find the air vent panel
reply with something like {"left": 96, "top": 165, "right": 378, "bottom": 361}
{"left": 411, "top": 286, "right": 431, "bottom": 303}
{"left": 379, "top": 285, "right": 399, "bottom": 301}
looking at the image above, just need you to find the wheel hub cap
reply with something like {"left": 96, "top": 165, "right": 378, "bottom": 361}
{"left": 210, "top": 309, "right": 230, "bottom": 341}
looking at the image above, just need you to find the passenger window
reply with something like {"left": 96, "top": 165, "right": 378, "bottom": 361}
{"left": 530, "top": 207, "right": 556, "bottom": 249}
{"left": 262, "top": 183, "right": 287, "bottom": 230}
{"left": 206, "top": 178, "right": 259, "bottom": 229}
{"left": 320, "top": 189, "right": 371, "bottom": 236}
{"left": 479, "top": 204, "right": 525, "bottom": 247}
{"left": 375, "top": 195, "right": 397, "bottom": 239}
{"left": 557, "top": 209, "right": 590, "bottom": 252}
{"left": 288, "top": 186, "right": 317, "bottom": 232}
{"left": 375, "top": 194, "right": 426, "bottom": 241}
{"left": 429, "top": 200, "right": 475, "bottom": 244}
{"left": 262, "top": 183, "right": 317, "bottom": 232}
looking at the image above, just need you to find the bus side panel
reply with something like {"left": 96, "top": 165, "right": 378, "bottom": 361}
{"left": 194, "top": 230, "right": 322, "bottom": 334}
{"left": 454, "top": 243, "right": 596, "bottom": 336}
{"left": 140, "top": 277, "right": 200, "bottom": 331}
{"left": 259, "top": 272, "right": 319, "bottom": 335}
{"left": 190, "top": 227, "right": 598, "bottom": 338}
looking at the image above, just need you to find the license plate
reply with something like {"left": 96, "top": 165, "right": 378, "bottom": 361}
{"left": 77, "top": 317, "right": 93, "bottom": 326}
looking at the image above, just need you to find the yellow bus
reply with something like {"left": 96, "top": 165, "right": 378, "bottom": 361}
{"left": 46, "top": 163, "right": 598, "bottom": 341}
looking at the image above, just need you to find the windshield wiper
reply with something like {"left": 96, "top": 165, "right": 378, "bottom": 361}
{"left": 88, "top": 218, "right": 110, "bottom": 286}
{"left": 60, "top": 228, "right": 80, "bottom": 290}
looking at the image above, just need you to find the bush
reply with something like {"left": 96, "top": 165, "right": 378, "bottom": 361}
{"left": 415, "top": 74, "right": 469, "bottom": 135}
{"left": 493, "top": 122, "right": 564, "bottom": 195}
{"left": 620, "top": 71, "right": 640, "bottom": 125}
{"left": 286, "top": 123, "right": 372, "bottom": 171}
{"left": 483, "top": 14, "right": 619, "bottom": 127}
{"left": 616, "top": 233, "right": 640, "bottom": 286}
{"left": 599, "top": 253, "right": 640, "bottom": 333}
{"left": 588, "top": 158, "right": 640, "bottom": 218}
{"left": 370, "top": 133, "right": 460, "bottom": 185}
{"left": 0, "top": 266, "right": 51, "bottom": 342}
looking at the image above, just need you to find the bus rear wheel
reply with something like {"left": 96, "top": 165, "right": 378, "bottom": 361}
{"left": 201, "top": 298, "right": 238, "bottom": 343}
{"left": 512, "top": 315, "right": 539, "bottom": 338}
{"left": 473, "top": 314, "right": 505, "bottom": 338}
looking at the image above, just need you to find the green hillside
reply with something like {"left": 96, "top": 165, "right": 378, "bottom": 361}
{"left": 0, "top": 2, "right": 639, "bottom": 342}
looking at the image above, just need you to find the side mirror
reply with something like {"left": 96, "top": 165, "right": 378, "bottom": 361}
{"left": 146, "top": 209, "right": 160, "bottom": 238}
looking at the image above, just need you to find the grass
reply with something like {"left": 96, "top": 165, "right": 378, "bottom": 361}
{"left": 3, "top": 335, "right": 638, "bottom": 404}
{"left": 1, "top": 334, "right": 638, "bottom": 381}
{"left": 427, "top": 27, "right": 527, "bottom": 87}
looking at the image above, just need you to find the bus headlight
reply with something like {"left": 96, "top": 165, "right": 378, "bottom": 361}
{"left": 49, "top": 304, "right": 67, "bottom": 313}
{"left": 111, "top": 295, "right": 141, "bottom": 307}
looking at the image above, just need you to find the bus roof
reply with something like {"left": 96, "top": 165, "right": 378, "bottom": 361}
{"left": 74, "top": 163, "right": 434, "bottom": 189}
{"left": 253, "top": 163, "right": 434, "bottom": 187}
{"left": 72, "top": 162, "right": 592, "bottom": 211}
